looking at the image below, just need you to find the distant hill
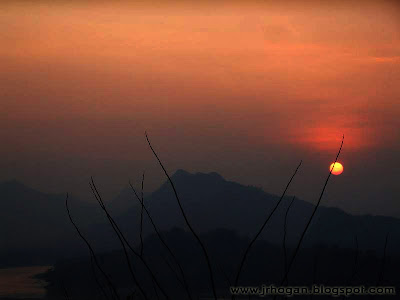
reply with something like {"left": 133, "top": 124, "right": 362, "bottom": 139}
{"left": 1, "top": 170, "right": 399, "bottom": 268}
{"left": 0, "top": 180, "right": 106, "bottom": 267}
{"left": 114, "top": 169, "right": 400, "bottom": 255}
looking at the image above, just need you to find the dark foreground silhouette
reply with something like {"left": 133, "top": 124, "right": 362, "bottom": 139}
{"left": 42, "top": 227, "right": 399, "bottom": 299}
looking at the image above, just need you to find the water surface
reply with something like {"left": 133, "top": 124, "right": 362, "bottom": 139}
{"left": 0, "top": 266, "right": 51, "bottom": 299}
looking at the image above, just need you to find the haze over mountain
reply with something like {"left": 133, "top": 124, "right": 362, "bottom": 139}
{"left": 0, "top": 180, "right": 105, "bottom": 267}
{"left": 115, "top": 169, "right": 400, "bottom": 254}
{"left": 1, "top": 169, "right": 399, "bottom": 268}
{"left": 1, "top": 0, "right": 399, "bottom": 219}
{"left": 2, "top": 1, "right": 399, "bottom": 298}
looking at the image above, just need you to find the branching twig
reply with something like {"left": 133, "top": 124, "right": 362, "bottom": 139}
{"left": 90, "top": 178, "right": 170, "bottom": 300}
{"left": 145, "top": 131, "right": 217, "bottom": 300}
{"left": 89, "top": 180, "right": 149, "bottom": 300}
{"left": 233, "top": 160, "right": 302, "bottom": 292}
{"left": 277, "top": 134, "right": 344, "bottom": 294}
{"left": 65, "top": 194, "right": 120, "bottom": 300}
{"left": 129, "top": 181, "right": 193, "bottom": 300}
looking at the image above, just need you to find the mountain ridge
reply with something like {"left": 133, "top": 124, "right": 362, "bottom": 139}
{"left": 1, "top": 170, "right": 399, "bottom": 267}
{"left": 113, "top": 169, "right": 400, "bottom": 255}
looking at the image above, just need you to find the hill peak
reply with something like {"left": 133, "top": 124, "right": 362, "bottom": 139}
{"left": 172, "top": 169, "right": 192, "bottom": 178}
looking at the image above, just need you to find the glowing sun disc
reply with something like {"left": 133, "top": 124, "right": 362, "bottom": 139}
{"left": 329, "top": 162, "right": 343, "bottom": 175}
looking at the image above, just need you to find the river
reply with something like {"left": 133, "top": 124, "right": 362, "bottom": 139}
{"left": 0, "top": 266, "right": 52, "bottom": 299}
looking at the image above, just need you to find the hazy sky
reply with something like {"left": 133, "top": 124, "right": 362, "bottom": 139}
{"left": 1, "top": 1, "right": 399, "bottom": 216}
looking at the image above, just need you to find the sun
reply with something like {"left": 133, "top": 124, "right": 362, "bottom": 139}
{"left": 329, "top": 162, "right": 344, "bottom": 175}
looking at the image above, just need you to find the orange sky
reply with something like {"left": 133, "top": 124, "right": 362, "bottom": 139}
{"left": 1, "top": 1, "right": 399, "bottom": 216}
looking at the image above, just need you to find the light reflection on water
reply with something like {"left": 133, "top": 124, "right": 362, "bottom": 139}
{"left": 0, "top": 266, "right": 52, "bottom": 298}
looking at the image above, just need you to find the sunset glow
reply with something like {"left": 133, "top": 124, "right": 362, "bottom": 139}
{"left": 0, "top": 0, "right": 399, "bottom": 216}
{"left": 330, "top": 162, "right": 344, "bottom": 176}
{"left": 2, "top": 2, "right": 400, "bottom": 298}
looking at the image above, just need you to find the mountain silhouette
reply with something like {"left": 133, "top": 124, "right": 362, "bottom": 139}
{"left": 1, "top": 170, "right": 399, "bottom": 268}
{"left": 115, "top": 169, "right": 400, "bottom": 255}
{"left": 0, "top": 180, "right": 105, "bottom": 267}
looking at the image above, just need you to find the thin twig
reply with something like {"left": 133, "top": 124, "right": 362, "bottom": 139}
{"left": 89, "top": 181, "right": 149, "bottom": 300}
{"left": 152, "top": 277, "right": 160, "bottom": 300}
{"left": 61, "top": 282, "right": 70, "bottom": 300}
{"left": 277, "top": 134, "right": 344, "bottom": 294}
{"left": 129, "top": 181, "right": 193, "bottom": 300}
{"left": 90, "top": 178, "right": 170, "bottom": 300}
{"left": 283, "top": 196, "right": 296, "bottom": 278}
{"left": 65, "top": 194, "right": 120, "bottom": 300}
{"left": 377, "top": 232, "right": 389, "bottom": 285}
{"left": 233, "top": 160, "right": 302, "bottom": 292}
{"left": 308, "top": 254, "right": 319, "bottom": 300}
{"left": 349, "top": 235, "right": 359, "bottom": 284}
{"left": 369, "top": 232, "right": 390, "bottom": 300}
{"left": 160, "top": 252, "right": 185, "bottom": 287}
{"left": 140, "top": 171, "right": 145, "bottom": 257}
{"left": 341, "top": 235, "right": 359, "bottom": 300}
{"left": 127, "top": 289, "right": 137, "bottom": 300}
{"left": 217, "top": 262, "right": 232, "bottom": 288}
{"left": 90, "top": 253, "right": 110, "bottom": 300}
{"left": 145, "top": 131, "right": 217, "bottom": 300}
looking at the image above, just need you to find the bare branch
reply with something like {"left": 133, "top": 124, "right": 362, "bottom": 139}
{"left": 233, "top": 160, "right": 302, "bottom": 290}
{"left": 145, "top": 131, "right": 217, "bottom": 300}
{"left": 377, "top": 232, "right": 389, "bottom": 285}
{"left": 90, "top": 253, "right": 109, "bottom": 300}
{"left": 129, "top": 181, "right": 193, "bottom": 300}
{"left": 277, "top": 134, "right": 344, "bottom": 292}
{"left": 65, "top": 194, "right": 120, "bottom": 300}
{"left": 160, "top": 252, "right": 185, "bottom": 288}
{"left": 140, "top": 171, "right": 145, "bottom": 257}
{"left": 283, "top": 196, "right": 296, "bottom": 278}
{"left": 90, "top": 177, "right": 170, "bottom": 300}
{"left": 89, "top": 180, "right": 149, "bottom": 300}
{"left": 341, "top": 235, "right": 359, "bottom": 300}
